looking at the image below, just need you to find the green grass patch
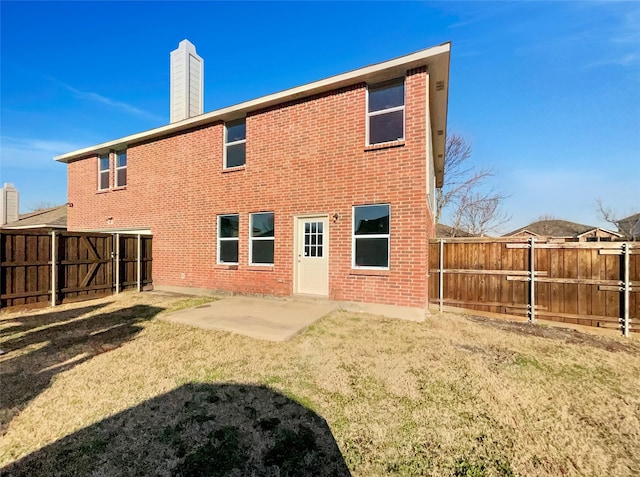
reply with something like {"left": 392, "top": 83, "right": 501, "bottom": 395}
{"left": 162, "top": 296, "right": 219, "bottom": 314}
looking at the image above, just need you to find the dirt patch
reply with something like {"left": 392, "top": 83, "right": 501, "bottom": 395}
{"left": 466, "top": 314, "right": 639, "bottom": 353}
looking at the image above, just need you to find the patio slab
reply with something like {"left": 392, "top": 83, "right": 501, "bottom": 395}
{"left": 160, "top": 295, "right": 337, "bottom": 341}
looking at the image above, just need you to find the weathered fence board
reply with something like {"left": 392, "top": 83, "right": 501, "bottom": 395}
{"left": 430, "top": 238, "right": 639, "bottom": 336}
{"left": 0, "top": 230, "right": 152, "bottom": 309}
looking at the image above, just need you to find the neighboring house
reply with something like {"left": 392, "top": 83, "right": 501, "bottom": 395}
{"left": 436, "top": 224, "right": 474, "bottom": 238}
{"left": 54, "top": 41, "right": 451, "bottom": 315}
{"left": 1, "top": 205, "right": 67, "bottom": 230}
{"left": 504, "top": 219, "right": 621, "bottom": 242}
{"left": 616, "top": 213, "right": 640, "bottom": 241}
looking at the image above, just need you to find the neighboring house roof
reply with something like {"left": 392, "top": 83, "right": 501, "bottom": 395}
{"left": 617, "top": 212, "right": 640, "bottom": 238}
{"left": 54, "top": 43, "right": 451, "bottom": 187}
{"left": 1, "top": 205, "right": 67, "bottom": 229}
{"left": 504, "top": 219, "right": 620, "bottom": 238}
{"left": 436, "top": 224, "right": 474, "bottom": 238}
{"left": 619, "top": 212, "right": 640, "bottom": 223}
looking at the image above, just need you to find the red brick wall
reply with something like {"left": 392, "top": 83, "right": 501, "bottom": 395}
{"left": 67, "top": 68, "right": 436, "bottom": 310}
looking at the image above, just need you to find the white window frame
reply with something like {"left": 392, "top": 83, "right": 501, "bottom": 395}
{"left": 352, "top": 204, "right": 391, "bottom": 270}
{"left": 98, "top": 153, "right": 110, "bottom": 191}
{"left": 366, "top": 79, "right": 405, "bottom": 146}
{"left": 115, "top": 150, "right": 127, "bottom": 188}
{"left": 217, "top": 214, "right": 239, "bottom": 265}
{"left": 249, "top": 212, "right": 275, "bottom": 266}
{"left": 224, "top": 118, "right": 246, "bottom": 169}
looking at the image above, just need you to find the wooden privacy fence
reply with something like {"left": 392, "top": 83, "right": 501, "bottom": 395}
{"left": 1, "top": 229, "right": 152, "bottom": 309}
{"left": 429, "top": 238, "right": 639, "bottom": 336}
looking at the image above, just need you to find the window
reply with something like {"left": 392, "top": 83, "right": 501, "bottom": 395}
{"left": 353, "top": 204, "right": 390, "bottom": 268}
{"left": 250, "top": 212, "right": 274, "bottom": 265}
{"left": 98, "top": 154, "right": 110, "bottom": 190}
{"left": 218, "top": 214, "right": 239, "bottom": 264}
{"left": 367, "top": 79, "right": 405, "bottom": 145}
{"left": 224, "top": 118, "right": 246, "bottom": 168}
{"left": 115, "top": 150, "right": 127, "bottom": 187}
{"left": 304, "top": 221, "right": 324, "bottom": 257}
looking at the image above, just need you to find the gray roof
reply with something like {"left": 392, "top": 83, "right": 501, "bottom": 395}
{"left": 436, "top": 224, "right": 475, "bottom": 238}
{"left": 618, "top": 212, "right": 640, "bottom": 223}
{"left": 504, "top": 219, "right": 619, "bottom": 238}
{"left": 2, "top": 205, "right": 67, "bottom": 229}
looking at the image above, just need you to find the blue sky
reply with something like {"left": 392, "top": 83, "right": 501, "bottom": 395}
{"left": 1, "top": 1, "right": 638, "bottom": 233}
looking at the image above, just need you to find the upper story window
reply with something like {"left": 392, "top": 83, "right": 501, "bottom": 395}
{"left": 367, "top": 79, "right": 405, "bottom": 145}
{"left": 218, "top": 214, "right": 239, "bottom": 264}
{"left": 98, "top": 154, "right": 110, "bottom": 191}
{"left": 224, "top": 118, "right": 246, "bottom": 168}
{"left": 353, "top": 204, "right": 390, "bottom": 269}
{"left": 250, "top": 212, "right": 274, "bottom": 265}
{"left": 115, "top": 150, "right": 127, "bottom": 187}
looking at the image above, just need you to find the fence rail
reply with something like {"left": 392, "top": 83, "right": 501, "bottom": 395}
{"left": 429, "top": 238, "right": 639, "bottom": 336}
{"left": 1, "top": 229, "right": 152, "bottom": 309}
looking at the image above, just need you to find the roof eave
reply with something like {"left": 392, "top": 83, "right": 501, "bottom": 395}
{"left": 55, "top": 42, "right": 451, "bottom": 163}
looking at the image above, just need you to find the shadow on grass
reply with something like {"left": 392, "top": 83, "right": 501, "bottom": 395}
{"left": 1, "top": 383, "right": 351, "bottom": 477}
{"left": 0, "top": 302, "right": 111, "bottom": 337}
{"left": 0, "top": 304, "right": 164, "bottom": 433}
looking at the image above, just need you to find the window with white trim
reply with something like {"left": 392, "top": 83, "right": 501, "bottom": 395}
{"left": 367, "top": 79, "right": 405, "bottom": 145}
{"left": 218, "top": 214, "right": 239, "bottom": 264}
{"left": 250, "top": 212, "right": 274, "bottom": 265}
{"left": 353, "top": 204, "right": 390, "bottom": 268}
{"left": 98, "top": 154, "right": 110, "bottom": 191}
{"left": 115, "top": 150, "right": 127, "bottom": 187}
{"left": 224, "top": 118, "right": 246, "bottom": 168}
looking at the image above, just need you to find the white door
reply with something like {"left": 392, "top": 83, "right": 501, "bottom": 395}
{"left": 295, "top": 216, "right": 329, "bottom": 296}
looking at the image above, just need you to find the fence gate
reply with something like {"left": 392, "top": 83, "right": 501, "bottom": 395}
{"left": 1, "top": 230, "right": 152, "bottom": 310}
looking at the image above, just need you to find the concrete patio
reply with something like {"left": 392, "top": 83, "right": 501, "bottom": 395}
{"left": 160, "top": 295, "right": 338, "bottom": 341}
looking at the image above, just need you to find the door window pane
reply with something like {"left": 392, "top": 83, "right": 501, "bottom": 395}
{"left": 303, "top": 221, "right": 323, "bottom": 258}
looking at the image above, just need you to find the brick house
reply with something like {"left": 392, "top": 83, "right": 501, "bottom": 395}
{"left": 55, "top": 41, "right": 451, "bottom": 316}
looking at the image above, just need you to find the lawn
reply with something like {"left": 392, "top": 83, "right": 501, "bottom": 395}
{"left": 1, "top": 291, "right": 639, "bottom": 476}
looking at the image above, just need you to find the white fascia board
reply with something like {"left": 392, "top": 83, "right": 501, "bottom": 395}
{"left": 55, "top": 42, "right": 451, "bottom": 163}
{"left": 1, "top": 224, "right": 67, "bottom": 230}
{"left": 76, "top": 227, "right": 153, "bottom": 235}
{"left": 576, "top": 228, "right": 622, "bottom": 238}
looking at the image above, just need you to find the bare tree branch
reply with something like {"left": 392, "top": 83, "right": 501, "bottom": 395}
{"left": 437, "top": 132, "right": 509, "bottom": 236}
{"left": 595, "top": 198, "right": 639, "bottom": 240}
{"left": 457, "top": 191, "right": 511, "bottom": 236}
{"left": 29, "top": 201, "right": 58, "bottom": 212}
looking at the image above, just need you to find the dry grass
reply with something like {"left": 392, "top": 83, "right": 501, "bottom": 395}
{"left": 1, "top": 291, "right": 639, "bottom": 476}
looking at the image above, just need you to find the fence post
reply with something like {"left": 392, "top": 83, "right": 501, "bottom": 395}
{"left": 50, "top": 230, "right": 57, "bottom": 307}
{"left": 114, "top": 233, "right": 120, "bottom": 295}
{"left": 439, "top": 239, "right": 444, "bottom": 312}
{"left": 623, "top": 242, "right": 630, "bottom": 337}
{"left": 137, "top": 234, "right": 142, "bottom": 292}
{"left": 528, "top": 237, "right": 535, "bottom": 323}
